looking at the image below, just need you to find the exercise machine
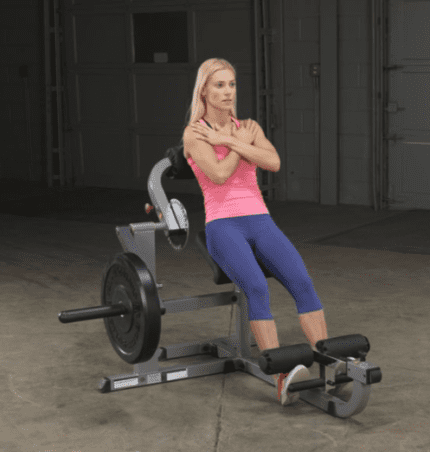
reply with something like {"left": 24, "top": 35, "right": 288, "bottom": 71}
{"left": 58, "top": 146, "right": 382, "bottom": 418}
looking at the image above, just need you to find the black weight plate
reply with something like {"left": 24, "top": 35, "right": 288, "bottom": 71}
{"left": 101, "top": 253, "right": 161, "bottom": 364}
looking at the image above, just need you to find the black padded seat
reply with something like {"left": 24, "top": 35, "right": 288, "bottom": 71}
{"left": 195, "top": 230, "right": 277, "bottom": 285}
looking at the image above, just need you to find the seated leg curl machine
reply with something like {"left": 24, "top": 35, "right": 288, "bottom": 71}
{"left": 58, "top": 146, "right": 382, "bottom": 418}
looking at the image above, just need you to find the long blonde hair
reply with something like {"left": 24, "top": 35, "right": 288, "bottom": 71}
{"left": 180, "top": 58, "right": 238, "bottom": 146}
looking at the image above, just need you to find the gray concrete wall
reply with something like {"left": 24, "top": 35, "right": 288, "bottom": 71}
{"left": 283, "top": 0, "right": 372, "bottom": 206}
{"left": 0, "top": 0, "right": 384, "bottom": 210}
{"left": 339, "top": 0, "right": 372, "bottom": 206}
{"left": 0, "top": 0, "right": 45, "bottom": 182}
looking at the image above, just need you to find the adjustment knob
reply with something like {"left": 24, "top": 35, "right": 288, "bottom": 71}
{"left": 145, "top": 204, "right": 162, "bottom": 219}
{"left": 145, "top": 203, "right": 154, "bottom": 215}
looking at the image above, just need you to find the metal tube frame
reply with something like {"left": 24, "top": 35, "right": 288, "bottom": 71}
{"left": 89, "top": 152, "right": 382, "bottom": 418}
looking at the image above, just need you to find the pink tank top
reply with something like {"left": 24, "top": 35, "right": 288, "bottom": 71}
{"left": 187, "top": 116, "right": 269, "bottom": 224}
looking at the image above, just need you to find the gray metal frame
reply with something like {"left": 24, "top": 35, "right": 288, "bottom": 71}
{"left": 101, "top": 157, "right": 379, "bottom": 418}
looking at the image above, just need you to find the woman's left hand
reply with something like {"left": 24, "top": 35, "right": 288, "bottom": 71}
{"left": 190, "top": 122, "right": 231, "bottom": 147}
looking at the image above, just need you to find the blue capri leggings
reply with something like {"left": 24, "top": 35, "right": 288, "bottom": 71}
{"left": 205, "top": 214, "right": 323, "bottom": 321}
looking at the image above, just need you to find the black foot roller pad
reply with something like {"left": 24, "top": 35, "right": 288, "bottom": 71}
{"left": 315, "top": 334, "right": 370, "bottom": 359}
{"left": 258, "top": 343, "right": 314, "bottom": 375}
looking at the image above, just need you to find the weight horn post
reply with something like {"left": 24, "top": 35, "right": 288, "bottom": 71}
{"left": 58, "top": 304, "right": 128, "bottom": 324}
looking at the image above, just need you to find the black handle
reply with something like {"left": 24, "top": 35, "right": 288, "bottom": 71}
{"left": 288, "top": 375, "right": 354, "bottom": 393}
{"left": 58, "top": 304, "right": 128, "bottom": 324}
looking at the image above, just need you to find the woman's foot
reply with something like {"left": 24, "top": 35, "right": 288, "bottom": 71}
{"left": 274, "top": 373, "right": 289, "bottom": 401}
{"left": 275, "top": 365, "right": 311, "bottom": 406}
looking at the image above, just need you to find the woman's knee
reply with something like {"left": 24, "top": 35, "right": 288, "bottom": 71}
{"left": 244, "top": 277, "right": 269, "bottom": 298}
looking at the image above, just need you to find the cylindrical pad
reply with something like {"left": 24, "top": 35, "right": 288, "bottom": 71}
{"left": 258, "top": 343, "right": 314, "bottom": 375}
{"left": 315, "top": 334, "right": 370, "bottom": 359}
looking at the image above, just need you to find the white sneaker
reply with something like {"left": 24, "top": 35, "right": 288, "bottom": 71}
{"left": 279, "top": 365, "right": 311, "bottom": 406}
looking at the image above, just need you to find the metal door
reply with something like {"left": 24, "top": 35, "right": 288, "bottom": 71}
{"left": 386, "top": 0, "right": 430, "bottom": 209}
{"left": 62, "top": 1, "right": 256, "bottom": 192}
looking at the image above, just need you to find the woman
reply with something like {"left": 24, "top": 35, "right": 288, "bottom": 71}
{"left": 182, "top": 58, "right": 329, "bottom": 405}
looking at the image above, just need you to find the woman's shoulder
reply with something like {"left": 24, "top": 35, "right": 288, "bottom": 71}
{"left": 185, "top": 117, "right": 245, "bottom": 128}
{"left": 235, "top": 117, "right": 254, "bottom": 125}
{"left": 233, "top": 117, "right": 244, "bottom": 128}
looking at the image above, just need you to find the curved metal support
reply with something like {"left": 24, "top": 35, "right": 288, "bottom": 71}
{"left": 147, "top": 158, "right": 182, "bottom": 234}
{"left": 127, "top": 158, "right": 181, "bottom": 235}
{"left": 299, "top": 380, "right": 372, "bottom": 418}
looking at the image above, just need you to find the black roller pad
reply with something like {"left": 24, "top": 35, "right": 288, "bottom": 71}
{"left": 258, "top": 343, "right": 314, "bottom": 375}
{"left": 315, "top": 334, "right": 370, "bottom": 359}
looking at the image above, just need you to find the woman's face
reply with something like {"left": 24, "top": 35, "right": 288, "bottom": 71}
{"left": 203, "top": 69, "right": 236, "bottom": 109}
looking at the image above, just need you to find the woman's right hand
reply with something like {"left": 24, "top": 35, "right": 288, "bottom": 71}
{"left": 232, "top": 119, "right": 258, "bottom": 145}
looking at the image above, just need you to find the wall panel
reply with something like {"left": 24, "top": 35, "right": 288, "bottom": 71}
{"left": 64, "top": 0, "right": 255, "bottom": 192}
{"left": 0, "top": 1, "right": 44, "bottom": 181}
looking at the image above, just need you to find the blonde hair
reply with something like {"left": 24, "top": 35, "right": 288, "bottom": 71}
{"left": 180, "top": 58, "right": 238, "bottom": 146}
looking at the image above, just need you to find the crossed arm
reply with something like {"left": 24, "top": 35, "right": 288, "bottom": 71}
{"left": 226, "top": 122, "right": 281, "bottom": 173}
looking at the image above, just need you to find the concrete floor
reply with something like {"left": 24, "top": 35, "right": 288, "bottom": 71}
{"left": 0, "top": 184, "right": 429, "bottom": 452}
